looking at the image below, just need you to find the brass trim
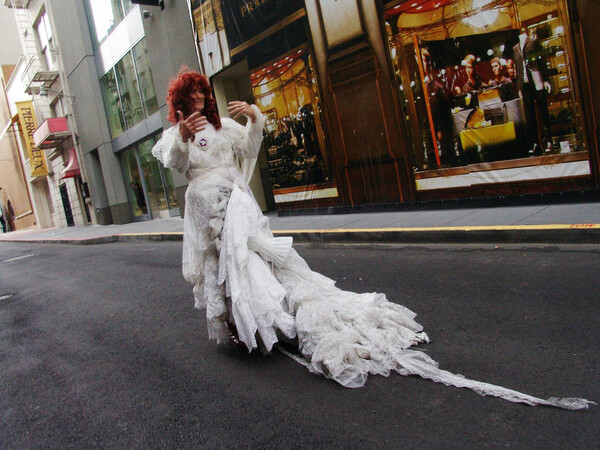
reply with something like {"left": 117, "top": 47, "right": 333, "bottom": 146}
{"left": 230, "top": 9, "right": 307, "bottom": 57}
{"left": 414, "top": 152, "right": 590, "bottom": 179}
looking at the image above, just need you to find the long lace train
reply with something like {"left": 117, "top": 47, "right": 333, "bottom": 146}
{"left": 216, "top": 186, "right": 595, "bottom": 410}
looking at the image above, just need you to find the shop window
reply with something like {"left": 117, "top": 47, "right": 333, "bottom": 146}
{"left": 250, "top": 47, "right": 336, "bottom": 204}
{"left": 88, "top": 0, "right": 135, "bottom": 44}
{"left": 384, "top": 0, "right": 590, "bottom": 190}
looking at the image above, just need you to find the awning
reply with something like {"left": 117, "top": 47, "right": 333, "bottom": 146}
{"left": 59, "top": 147, "right": 81, "bottom": 179}
{"left": 33, "top": 117, "right": 71, "bottom": 149}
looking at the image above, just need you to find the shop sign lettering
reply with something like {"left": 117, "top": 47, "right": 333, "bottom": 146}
{"left": 15, "top": 101, "right": 49, "bottom": 178}
{"left": 240, "top": 0, "right": 268, "bottom": 17}
{"left": 220, "top": 0, "right": 304, "bottom": 50}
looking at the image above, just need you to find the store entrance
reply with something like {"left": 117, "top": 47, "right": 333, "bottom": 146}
{"left": 212, "top": 59, "right": 272, "bottom": 211}
{"left": 121, "top": 135, "right": 179, "bottom": 221}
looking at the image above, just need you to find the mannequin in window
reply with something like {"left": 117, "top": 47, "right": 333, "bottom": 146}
{"left": 512, "top": 27, "right": 553, "bottom": 155}
{"left": 421, "top": 48, "right": 457, "bottom": 167}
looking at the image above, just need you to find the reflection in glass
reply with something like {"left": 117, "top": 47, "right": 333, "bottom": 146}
{"left": 153, "top": 132, "right": 179, "bottom": 211}
{"left": 251, "top": 48, "right": 334, "bottom": 200}
{"left": 100, "top": 69, "right": 125, "bottom": 137}
{"left": 132, "top": 39, "right": 159, "bottom": 117}
{"left": 138, "top": 139, "right": 167, "bottom": 218}
{"left": 384, "top": 0, "right": 588, "bottom": 177}
{"left": 121, "top": 135, "right": 179, "bottom": 220}
{"left": 88, "top": 0, "right": 125, "bottom": 43}
{"left": 115, "top": 52, "right": 144, "bottom": 129}
{"left": 36, "top": 11, "right": 54, "bottom": 70}
{"left": 121, "top": 148, "right": 147, "bottom": 217}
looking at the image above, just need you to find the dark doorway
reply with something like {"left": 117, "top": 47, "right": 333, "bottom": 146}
{"left": 59, "top": 184, "right": 75, "bottom": 227}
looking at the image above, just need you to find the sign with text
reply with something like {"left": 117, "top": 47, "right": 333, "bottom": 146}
{"left": 15, "top": 101, "right": 49, "bottom": 178}
{"left": 219, "top": 0, "right": 304, "bottom": 50}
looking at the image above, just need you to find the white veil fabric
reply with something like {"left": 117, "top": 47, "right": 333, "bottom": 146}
{"left": 152, "top": 105, "right": 595, "bottom": 411}
{"left": 220, "top": 185, "right": 595, "bottom": 411}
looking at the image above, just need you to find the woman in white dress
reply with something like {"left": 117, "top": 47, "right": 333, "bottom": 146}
{"left": 152, "top": 70, "right": 593, "bottom": 410}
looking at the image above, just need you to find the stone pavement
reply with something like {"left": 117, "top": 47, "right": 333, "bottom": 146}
{"left": 1, "top": 201, "right": 599, "bottom": 245}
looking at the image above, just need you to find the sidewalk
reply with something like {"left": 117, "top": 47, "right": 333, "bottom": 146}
{"left": 1, "top": 201, "right": 599, "bottom": 245}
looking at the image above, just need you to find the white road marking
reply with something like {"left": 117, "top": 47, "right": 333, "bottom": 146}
{"left": 4, "top": 253, "right": 35, "bottom": 263}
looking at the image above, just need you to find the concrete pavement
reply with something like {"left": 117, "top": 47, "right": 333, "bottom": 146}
{"left": 1, "top": 200, "right": 599, "bottom": 245}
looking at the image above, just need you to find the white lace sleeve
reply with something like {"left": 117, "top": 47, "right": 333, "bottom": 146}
{"left": 152, "top": 125, "right": 190, "bottom": 173}
{"left": 221, "top": 104, "right": 266, "bottom": 159}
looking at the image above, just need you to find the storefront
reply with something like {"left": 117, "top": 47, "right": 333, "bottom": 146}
{"left": 188, "top": 0, "right": 598, "bottom": 211}
{"left": 120, "top": 134, "right": 179, "bottom": 220}
{"left": 383, "top": 0, "right": 596, "bottom": 199}
{"left": 190, "top": 0, "right": 338, "bottom": 209}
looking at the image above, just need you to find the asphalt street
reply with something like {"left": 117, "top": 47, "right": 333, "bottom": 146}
{"left": 1, "top": 241, "right": 599, "bottom": 448}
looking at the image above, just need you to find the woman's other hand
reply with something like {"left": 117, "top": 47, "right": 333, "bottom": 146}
{"left": 228, "top": 101, "right": 257, "bottom": 123}
{"left": 177, "top": 110, "right": 207, "bottom": 142}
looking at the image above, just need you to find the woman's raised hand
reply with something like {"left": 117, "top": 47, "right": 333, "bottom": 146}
{"left": 228, "top": 101, "right": 257, "bottom": 123}
{"left": 177, "top": 110, "right": 208, "bottom": 142}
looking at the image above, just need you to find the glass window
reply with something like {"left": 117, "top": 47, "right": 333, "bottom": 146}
{"left": 192, "top": 0, "right": 230, "bottom": 76}
{"left": 121, "top": 135, "right": 179, "bottom": 220}
{"left": 384, "top": 0, "right": 589, "bottom": 189}
{"left": 50, "top": 97, "right": 65, "bottom": 118}
{"left": 88, "top": 0, "right": 126, "bottom": 43}
{"left": 35, "top": 11, "right": 54, "bottom": 70}
{"left": 114, "top": 52, "right": 144, "bottom": 129}
{"left": 100, "top": 68, "right": 125, "bottom": 136}
{"left": 122, "top": 148, "right": 148, "bottom": 217}
{"left": 99, "top": 39, "right": 158, "bottom": 138}
{"left": 132, "top": 39, "right": 159, "bottom": 117}
{"left": 138, "top": 139, "right": 168, "bottom": 217}
{"left": 122, "top": 0, "right": 134, "bottom": 15}
{"left": 250, "top": 48, "right": 335, "bottom": 203}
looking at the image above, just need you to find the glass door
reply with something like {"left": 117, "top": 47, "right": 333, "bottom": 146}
{"left": 122, "top": 147, "right": 149, "bottom": 220}
{"left": 121, "top": 135, "right": 180, "bottom": 220}
{"left": 138, "top": 139, "right": 168, "bottom": 218}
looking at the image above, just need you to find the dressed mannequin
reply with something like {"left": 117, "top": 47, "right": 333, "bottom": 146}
{"left": 513, "top": 28, "right": 553, "bottom": 155}
{"left": 421, "top": 48, "right": 456, "bottom": 167}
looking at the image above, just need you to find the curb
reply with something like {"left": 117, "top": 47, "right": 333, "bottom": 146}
{"left": 2, "top": 226, "right": 600, "bottom": 245}
{"left": 280, "top": 228, "right": 600, "bottom": 244}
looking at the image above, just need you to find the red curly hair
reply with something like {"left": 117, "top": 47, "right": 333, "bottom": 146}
{"left": 166, "top": 68, "right": 221, "bottom": 129}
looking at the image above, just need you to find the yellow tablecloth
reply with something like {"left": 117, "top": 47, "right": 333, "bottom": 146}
{"left": 460, "top": 122, "right": 516, "bottom": 151}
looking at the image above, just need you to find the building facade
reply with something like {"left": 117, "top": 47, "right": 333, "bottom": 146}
{"left": 0, "top": 64, "right": 38, "bottom": 232}
{"left": 4, "top": 0, "right": 597, "bottom": 229}
{"left": 188, "top": 0, "right": 600, "bottom": 211}
{"left": 4, "top": 0, "right": 201, "bottom": 226}
{"left": 4, "top": 0, "right": 92, "bottom": 229}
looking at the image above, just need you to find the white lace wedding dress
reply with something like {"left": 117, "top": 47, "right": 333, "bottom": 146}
{"left": 152, "top": 106, "right": 594, "bottom": 410}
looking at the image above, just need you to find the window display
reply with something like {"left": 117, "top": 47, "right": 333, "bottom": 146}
{"left": 250, "top": 48, "right": 336, "bottom": 203}
{"left": 384, "top": 0, "right": 590, "bottom": 190}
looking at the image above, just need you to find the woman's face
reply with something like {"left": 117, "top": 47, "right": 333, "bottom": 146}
{"left": 189, "top": 88, "right": 205, "bottom": 114}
